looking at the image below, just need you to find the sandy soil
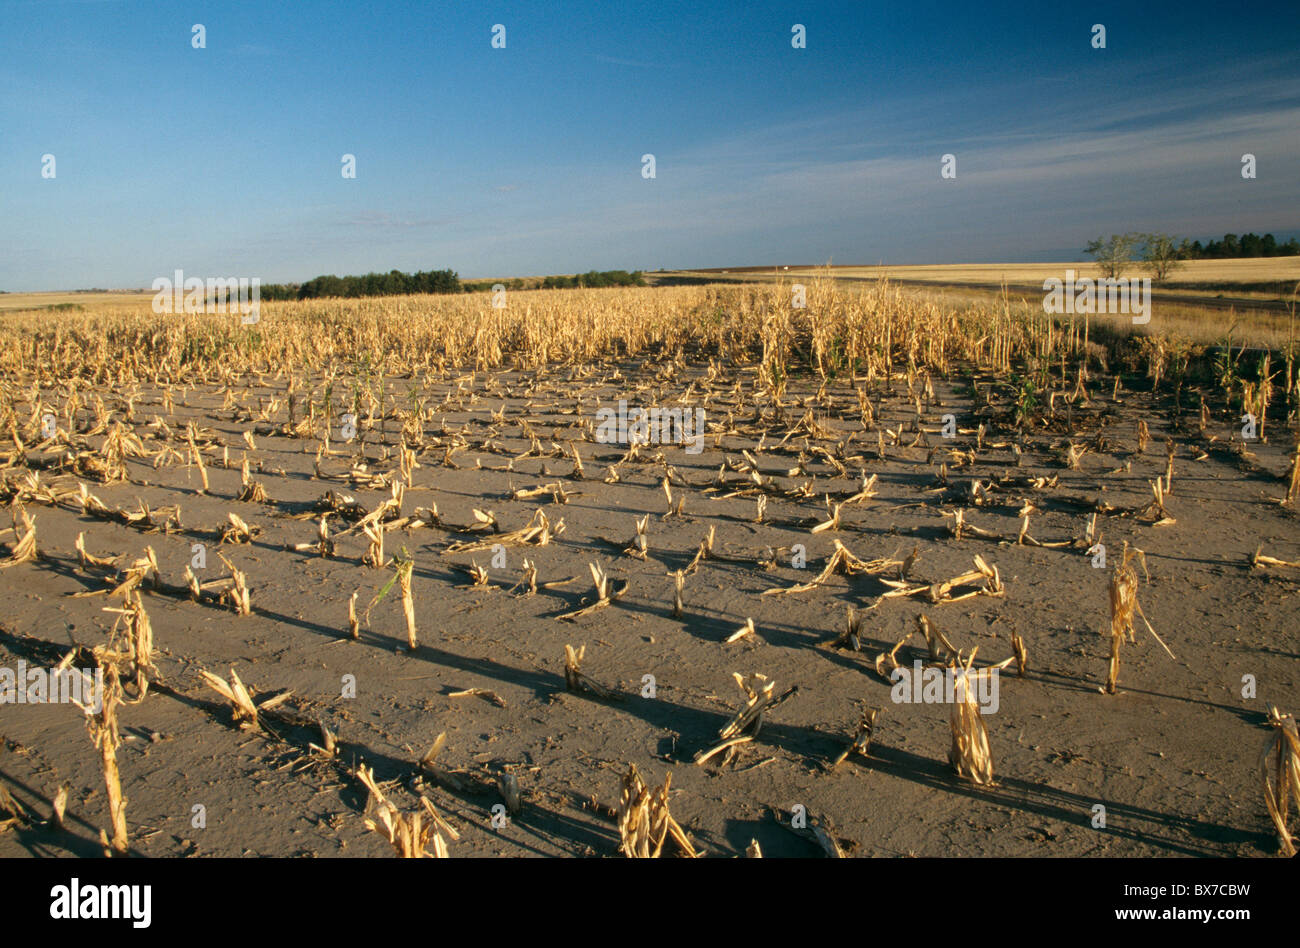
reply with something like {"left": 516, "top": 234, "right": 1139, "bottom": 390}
{"left": 0, "top": 362, "right": 1296, "bottom": 858}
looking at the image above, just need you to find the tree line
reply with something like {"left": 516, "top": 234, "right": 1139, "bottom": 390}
{"left": 1085, "top": 231, "right": 1300, "bottom": 281}
{"left": 1183, "top": 233, "right": 1298, "bottom": 259}
{"left": 245, "top": 268, "right": 646, "bottom": 301}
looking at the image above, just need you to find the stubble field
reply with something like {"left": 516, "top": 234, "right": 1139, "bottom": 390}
{"left": 0, "top": 280, "right": 1297, "bottom": 858}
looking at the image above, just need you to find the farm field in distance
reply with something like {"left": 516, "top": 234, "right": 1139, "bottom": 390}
{"left": 663, "top": 257, "right": 1300, "bottom": 295}
{"left": 657, "top": 258, "right": 1300, "bottom": 349}
{"left": 0, "top": 276, "right": 1296, "bottom": 858}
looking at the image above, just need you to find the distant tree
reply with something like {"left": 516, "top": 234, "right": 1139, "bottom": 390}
{"left": 1140, "top": 233, "right": 1185, "bottom": 282}
{"left": 1085, "top": 233, "right": 1142, "bottom": 278}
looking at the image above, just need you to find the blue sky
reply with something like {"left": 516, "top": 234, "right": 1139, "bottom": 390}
{"left": 2, "top": 0, "right": 1298, "bottom": 290}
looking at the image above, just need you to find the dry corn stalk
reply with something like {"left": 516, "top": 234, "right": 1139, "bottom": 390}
{"left": 831, "top": 706, "right": 880, "bottom": 768}
{"left": 1, "top": 502, "right": 38, "bottom": 568}
{"left": 874, "top": 626, "right": 918, "bottom": 678}
{"left": 1283, "top": 440, "right": 1299, "bottom": 506}
{"left": 945, "top": 507, "right": 1001, "bottom": 542}
{"left": 684, "top": 525, "right": 715, "bottom": 573}
{"left": 1010, "top": 630, "right": 1028, "bottom": 677}
{"left": 556, "top": 561, "right": 627, "bottom": 620}
{"left": 949, "top": 651, "right": 994, "bottom": 785}
{"left": 1104, "top": 542, "right": 1172, "bottom": 694}
{"left": 198, "top": 666, "right": 290, "bottom": 730}
{"left": 220, "top": 511, "right": 258, "bottom": 543}
{"left": 1105, "top": 554, "right": 1137, "bottom": 694}
{"left": 829, "top": 605, "right": 862, "bottom": 650}
{"left": 361, "top": 519, "right": 385, "bottom": 568}
{"left": 419, "top": 733, "right": 467, "bottom": 791}
{"left": 293, "top": 515, "right": 335, "bottom": 557}
{"left": 94, "top": 422, "right": 135, "bottom": 483}
{"left": 217, "top": 553, "right": 252, "bottom": 615}
{"left": 102, "top": 591, "right": 156, "bottom": 700}
{"left": 397, "top": 553, "right": 416, "bottom": 648}
{"left": 726, "top": 617, "right": 756, "bottom": 643}
{"left": 448, "top": 687, "right": 507, "bottom": 707}
{"left": 51, "top": 782, "right": 70, "bottom": 830}
{"left": 876, "top": 555, "right": 1005, "bottom": 606}
{"left": 75, "top": 531, "right": 116, "bottom": 570}
{"left": 310, "top": 719, "right": 338, "bottom": 761}
{"left": 106, "top": 547, "right": 159, "bottom": 599}
{"left": 616, "top": 764, "right": 697, "bottom": 858}
{"left": 772, "top": 806, "right": 847, "bottom": 857}
{"left": 0, "top": 782, "right": 32, "bottom": 831}
{"left": 236, "top": 457, "right": 267, "bottom": 502}
{"left": 695, "top": 673, "right": 797, "bottom": 766}
{"left": 1260, "top": 706, "right": 1300, "bottom": 857}
{"left": 509, "top": 557, "right": 538, "bottom": 595}
{"left": 443, "top": 508, "right": 559, "bottom": 553}
{"left": 187, "top": 424, "right": 208, "bottom": 493}
{"left": 563, "top": 644, "right": 621, "bottom": 700}
{"left": 1137, "top": 479, "right": 1175, "bottom": 526}
{"left": 624, "top": 513, "right": 650, "bottom": 559}
{"left": 762, "top": 539, "right": 901, "bottom": 596}
{"left": 810, "top": 499, "right": 842, "bottom": 534}
{"left": 84, "top": 660, "right": 129, "bottom": 853}
{"left": 356, "top": 764, "right": 451, "bottom": 857}
{"left": 1251, "top": 546, "right": 1300, "bottom": 570}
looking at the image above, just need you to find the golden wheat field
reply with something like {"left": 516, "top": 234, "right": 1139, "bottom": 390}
{"left": 0, "top": 279, "right": 1297, "bottom": 858}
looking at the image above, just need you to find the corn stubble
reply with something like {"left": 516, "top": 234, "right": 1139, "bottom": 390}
{"left": 357, "top": 764, "right": 455, "bottom": 857}
{"left": 0, "top": 276, "right": 1294, "bottom": 858}
{"left": 617, "top": 764, "right": 697, "bottom": 858}
{"left": 1103, "top": 543, "right": 1173, "bottom": 694}
{"left": 84, "top": 660, "right": 129, "bottom": 854}
{"left": 1261, "top": 707, "right": 1300, "bottom": 856}
{"left": 948, "top": 652, "right": 995, "bottom": 785}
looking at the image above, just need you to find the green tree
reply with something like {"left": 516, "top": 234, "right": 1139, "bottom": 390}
{"left": 1140, "top": 233, "right": 1184, "bottom": 282}
{"left": 1085, "top": 233, "right": 1142, "bottom": 279}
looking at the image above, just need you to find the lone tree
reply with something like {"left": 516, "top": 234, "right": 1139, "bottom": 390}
{"left": 1138, "top": 233, "right": 1186, "bottom": 282}
{"left": 1085, "top": 233, "right": 1142, "bottom": 279}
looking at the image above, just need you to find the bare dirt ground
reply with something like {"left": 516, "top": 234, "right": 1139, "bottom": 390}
{"left": 0, "top": 361, "right": 1296, "bottom": 858}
